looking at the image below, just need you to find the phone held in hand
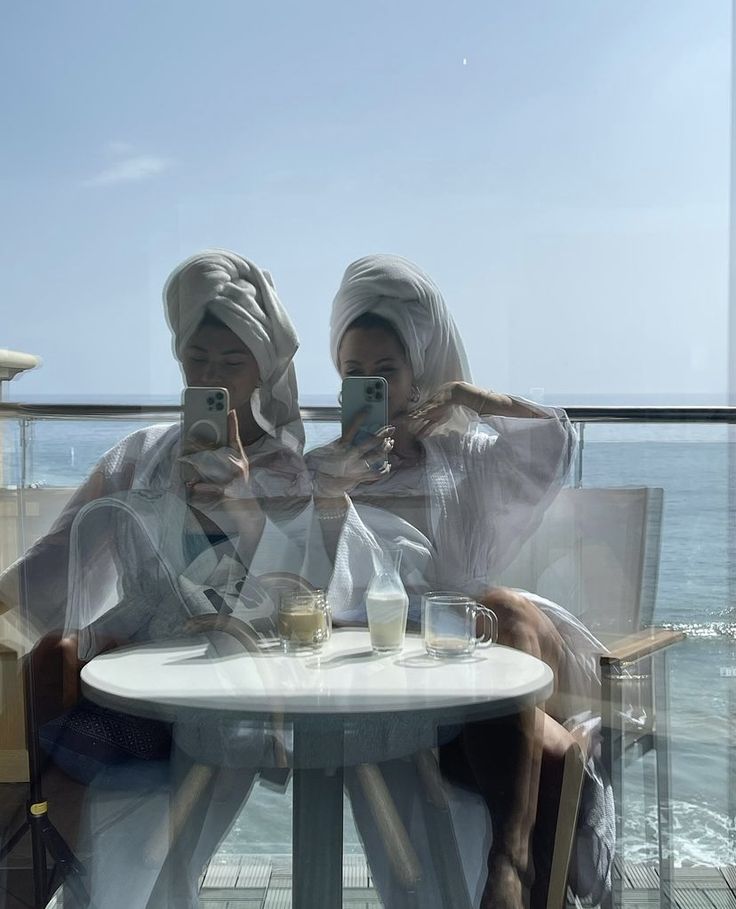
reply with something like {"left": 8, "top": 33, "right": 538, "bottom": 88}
{"left": 341, "top": 376, "right": 389, "bottom": 447}
{"left": 181, "top": 386, "right": 230, "bottom": 455}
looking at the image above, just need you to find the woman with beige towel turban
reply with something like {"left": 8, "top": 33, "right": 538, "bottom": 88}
{"left": 0, "top": 249, "right": 310, "bottom": 639}
{"left": 0, "top": 250, "right": 313, "bottom": 908}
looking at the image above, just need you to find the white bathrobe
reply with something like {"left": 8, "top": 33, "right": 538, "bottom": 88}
{"left": 318, "top": 414, "right": 611, "bottom": 907}
{"left": 317, "top": 253, "right": 613, "bottom": 906}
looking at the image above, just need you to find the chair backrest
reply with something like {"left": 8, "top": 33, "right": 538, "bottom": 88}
{"left": 0, "top": 642, "right": 29, "bottom": 782}
{"left": 0, "top": 486, "right": 77, "bottom": 574}
{"left": 496, "top": 487, "right": 664, "bottom": 636}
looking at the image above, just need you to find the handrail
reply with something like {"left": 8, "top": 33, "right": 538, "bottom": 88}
{"left": 0, "top": 403, "right": 181, "bottom": 419}
{"left": 1, "top": 402, "right": 736, "bottom": 423}
{"left": 305, "top": 405, "right": 736, "bottom": 424}
{"left": 555, "top": 406, "right": 736, "bottom": 423}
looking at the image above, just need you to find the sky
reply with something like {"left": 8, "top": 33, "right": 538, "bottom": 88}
{"left": 0, "top": 0, "right": 732, "bottom": 403}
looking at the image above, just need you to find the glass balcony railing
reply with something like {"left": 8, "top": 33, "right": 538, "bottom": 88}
{"left": 0, "top": 402, "right": 734, "bottom": 907}
{"left": 570, "top": 417, "right": 736, "bottom": 872}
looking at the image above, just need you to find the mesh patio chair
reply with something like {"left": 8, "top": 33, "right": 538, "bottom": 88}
{"left": 498, "top": 486, "right": 685, "bottom": 909}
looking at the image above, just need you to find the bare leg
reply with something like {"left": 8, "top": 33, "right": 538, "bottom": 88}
{"left": 441, "top": 711, "right": 575, "bottom": 909}
{"left": 443, "top": 708, "right": 542, "bottom": 909}
{"left": 440, "top": 588, "right": 571, "bottom": 909}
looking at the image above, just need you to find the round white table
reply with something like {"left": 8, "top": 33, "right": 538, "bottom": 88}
{"left": 81, "top": 629, "right": 553, "bottom": 908}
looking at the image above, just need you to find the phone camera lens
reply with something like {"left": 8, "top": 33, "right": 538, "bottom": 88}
{"left": 374, "top": 381, "right": 382, "bottom": 390}
{"left": 216, "top": 392, "right": 224, "bottom": 400}
{"left": 207, "top": 396, "right": 214, "bottom": 405}
{"left": 366, "top": 387, "right": 375, "bottom": 397}
{"left": 376, "top": 391, "right": 383, "bottom": 400}
{"left": 216, "top": 403, "right": 224, "bottom": 410}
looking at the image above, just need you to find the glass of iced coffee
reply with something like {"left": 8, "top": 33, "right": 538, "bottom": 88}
{"left": 278, "top": 590, "right": 331, "bottom": 654}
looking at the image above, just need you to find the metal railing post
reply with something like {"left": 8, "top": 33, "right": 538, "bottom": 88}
{"left": 574, "top": 421, "right": 585, "bottom": 488}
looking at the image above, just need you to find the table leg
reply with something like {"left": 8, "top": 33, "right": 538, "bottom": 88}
{"left": 292, "top": 724, "right": 344, "bottom": 909}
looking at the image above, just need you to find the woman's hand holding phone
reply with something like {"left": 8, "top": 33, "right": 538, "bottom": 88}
{"left": 180, "top": 409, "right": 251, "bottom": 512}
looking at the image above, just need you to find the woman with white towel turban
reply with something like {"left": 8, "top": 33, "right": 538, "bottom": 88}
{"left": 307, "top": 254, "right": 613, "bottom": 909}
{"left": 0, "top": 249, "right": 310, "bottom": 640}
{"left": 0, "top": 250, "right": 314, "bottom": 908}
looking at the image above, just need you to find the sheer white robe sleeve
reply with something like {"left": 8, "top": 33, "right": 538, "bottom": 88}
{"left": 0, "top": 425, "right": 175, "bottom": 640}
{"left": 432, "top": 400, "right": 576, "bottom": 594}
{"left": 0, "top": 422, "right": 314, "bottom": 646}
{"left": 322, "top": 401, "right": 575, "bottom": 623}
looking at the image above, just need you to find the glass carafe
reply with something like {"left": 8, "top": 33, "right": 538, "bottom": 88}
{"left": 365, "top": 549, "right": 409, "bottom": 653}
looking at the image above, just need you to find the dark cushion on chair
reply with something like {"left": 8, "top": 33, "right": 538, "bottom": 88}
{"left": 28, "top": 633, "right": 172, "bottom": 786}
{"left": 39, "top": 698, "right": 172, "bottom": 786}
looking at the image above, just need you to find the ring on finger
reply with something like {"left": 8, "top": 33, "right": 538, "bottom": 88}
{"left": 363, "top": 458, "right": 372, "bottom": 471}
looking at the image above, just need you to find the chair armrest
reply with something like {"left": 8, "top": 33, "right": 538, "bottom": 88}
{"left": 600, "top": 627, "right": 685, "bottom": 668}
{"left": 28, "top": 632, "right": 84, "bottom": 725}
{"left": 567, "top": 717, "right": 593, "bottom": 759}
{"left": 59, "top": 635, "right": 82, "bottom": 709}
{"left": 183, "top": 614, "right": 261, "bottom": 653}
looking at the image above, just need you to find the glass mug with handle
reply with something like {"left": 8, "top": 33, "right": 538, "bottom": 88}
{"left": 422, "top": 592, "right": 498, "bottom": 658}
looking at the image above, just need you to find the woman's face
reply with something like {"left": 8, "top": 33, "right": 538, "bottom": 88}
{"left": 181, "top": 320, "right": 260, "bottom": 411}
{"left": 338, "top": 325, "right": 414, "bottom": 420}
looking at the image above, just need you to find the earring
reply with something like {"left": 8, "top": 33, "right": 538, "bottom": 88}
{"left": 410, "top": 384, "right": 420, "bottom": 403}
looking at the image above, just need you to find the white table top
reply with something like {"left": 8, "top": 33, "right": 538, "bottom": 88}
{"left": 81, "top": 629, "right": 554, "bottom": 724}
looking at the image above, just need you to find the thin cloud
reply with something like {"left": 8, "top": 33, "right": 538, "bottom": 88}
{"left": 84, "top": 153, "right": 171, "bottom": 187}
{"left": 105, "top": 140, "right": 136, "bottom": 156}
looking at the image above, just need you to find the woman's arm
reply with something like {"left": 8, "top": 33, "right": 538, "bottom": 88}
{"left": 181, "top": 410, "right": 268, "bottom": 565}
{"left": 453, "top": 383, "right": 551, "bottom": 419}
{"left": 409, "top": 381, "right": 553, "bottom": 430}
{"left": 305, "top": 412, "right": 394, "bottom": 560}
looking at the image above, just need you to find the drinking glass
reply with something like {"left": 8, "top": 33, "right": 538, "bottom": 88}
{"left": 422, "top": 592, "right": 497, "bottom": 658}
{"left": 278, "top": 590, "right": 331, "bottom": 654}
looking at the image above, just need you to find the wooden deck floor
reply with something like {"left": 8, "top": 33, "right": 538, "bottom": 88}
{"left": 194, "top": 856, "right": 736, "bottom": 909}
{"left": 200, "top": 854, "right": 380, "bottom": 908}
{"left": 43, "top": 857, "right": 736, "bottom": 908}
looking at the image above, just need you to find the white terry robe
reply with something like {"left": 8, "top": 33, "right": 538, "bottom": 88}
{"left": 0, "top": 421, "right": 315, "bottom": 909}
{"left": 59, "top": 424, "right": 315, "bottom": 909}
{"left": 0, "top": 423, "right": 312, "bottom": 641}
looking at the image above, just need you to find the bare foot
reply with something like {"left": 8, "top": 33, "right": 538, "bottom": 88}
{"left": 481, "top": 853, "right": 528, "bottom": 909}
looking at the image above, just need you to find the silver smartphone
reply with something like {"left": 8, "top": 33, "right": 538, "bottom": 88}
{"left": 181, "top": 386, "right": 230, "bottom": 454}
{"left": 341, "top": 376, "right": 389, "bottom": 447}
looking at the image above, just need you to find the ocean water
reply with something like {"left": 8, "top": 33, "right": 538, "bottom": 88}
{"left": 581, "top": 424, "right": 736, "bottom": 867}
{"left": 1, "top": 413, "right": 734, "bottom": 867}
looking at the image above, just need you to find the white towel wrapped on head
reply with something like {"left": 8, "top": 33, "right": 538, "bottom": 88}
{"left": 330, "top": 253, "right": 471, "bottom": 407}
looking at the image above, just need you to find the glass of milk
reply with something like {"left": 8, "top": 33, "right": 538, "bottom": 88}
{"left": 366, "top": 550, "right": 409, "bottom": 654}
{"left": 422, "top": 592, "right": 497, "bottom": 658}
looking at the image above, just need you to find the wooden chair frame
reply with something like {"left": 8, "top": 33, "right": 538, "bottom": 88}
{"left": 600, "top": 627, "right": 685, "bottom": 909}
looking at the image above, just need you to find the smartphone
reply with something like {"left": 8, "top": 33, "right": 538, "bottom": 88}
{"left": 341, "top": 376, "right": 389, "bottom": 447}
{"left": 181, "top": 387, "right": 230, "bottom": 454}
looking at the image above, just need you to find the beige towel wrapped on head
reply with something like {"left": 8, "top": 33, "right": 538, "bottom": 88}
{"left": 164, "top": 249, "right": 303, "bottom": 451}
